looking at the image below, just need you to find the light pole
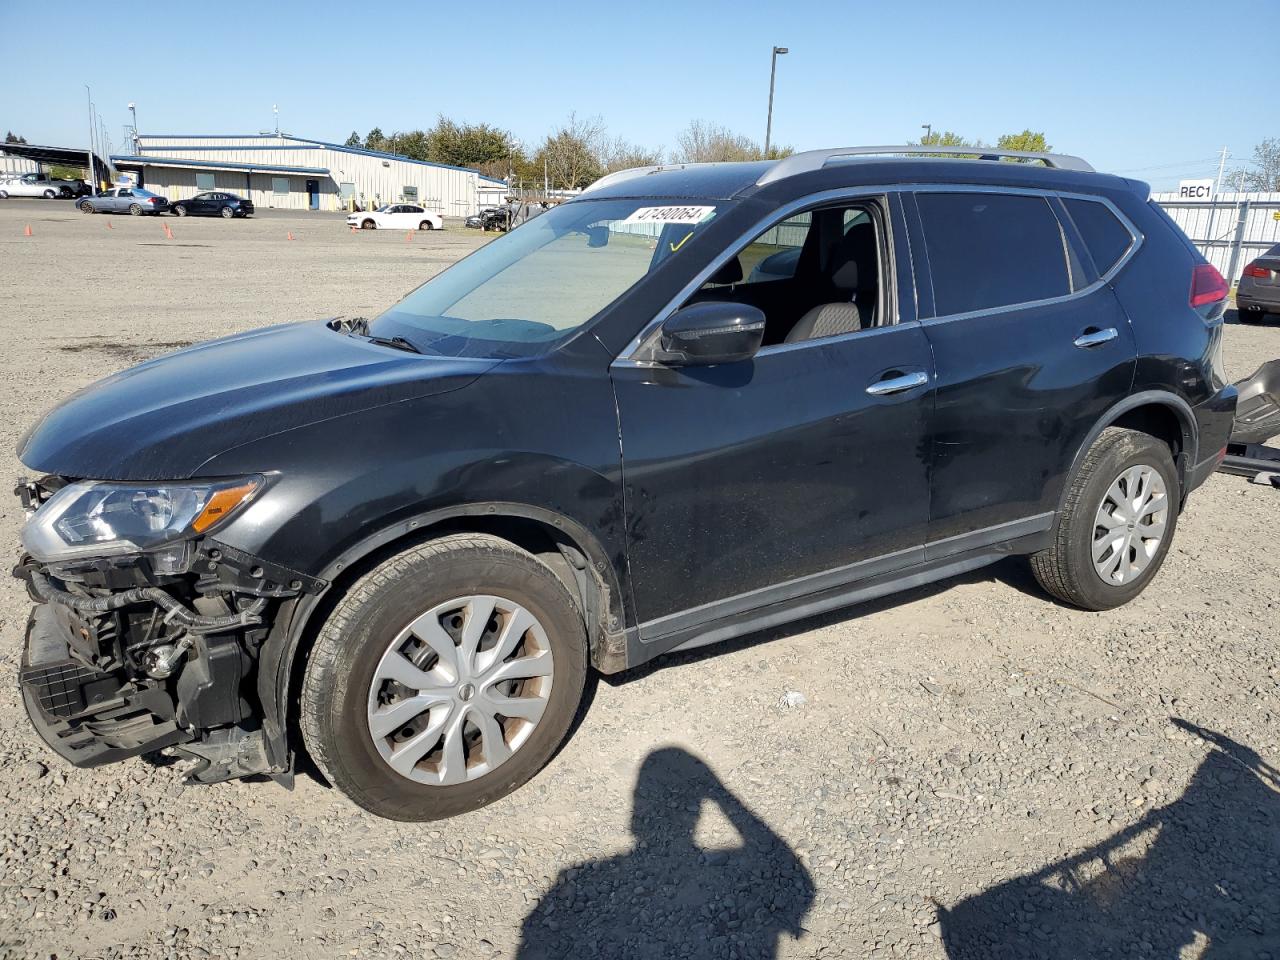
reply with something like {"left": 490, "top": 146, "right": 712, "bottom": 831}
{"left": 921, "top": 123, "right": 932, "bottom": 143}
{"left": 764, "top": 45, "right": 788, "bottom": 158}
{"left": 128, "top": 102, "right": 138, "bottom": 150}
{"left": 85, "top": 86, "right": 97, "bottom": 196}
{"left": 273, "top": 104, "right": 279, "bottom": 136}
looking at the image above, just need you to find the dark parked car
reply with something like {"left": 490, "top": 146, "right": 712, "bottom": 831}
{"left": 15, "top": 146, "right": 1237, "bottom": 821}
{"left": 78, "top": 187, "right": 170, "bottom": 215}
{"left": 172, "top": 191, "right": 255, "bottom": 218}
{"left": 1236, "top": 242, "right": 1280, "bottom": 321}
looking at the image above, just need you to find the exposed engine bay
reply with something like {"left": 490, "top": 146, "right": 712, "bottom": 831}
{"left": 14, "top": 474, "right": 320, "bottom": 785}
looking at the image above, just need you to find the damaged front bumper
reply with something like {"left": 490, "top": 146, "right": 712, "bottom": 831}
{"left": 15, "top": 514, "right": 322, "bottom": 785}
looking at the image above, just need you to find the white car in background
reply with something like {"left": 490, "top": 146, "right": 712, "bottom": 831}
{"left": 348, "top": 203, "right": 442, "bottom": 231}
{"left": 0, "top": 173, "right": 73, "bottom": 199}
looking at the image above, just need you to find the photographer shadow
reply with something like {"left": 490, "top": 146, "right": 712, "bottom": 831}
{"left": 517, "top": 746, "right": 814, "bottom": 960}
{"left": 939, "top": 720, "right": 1280, "bottom": 958}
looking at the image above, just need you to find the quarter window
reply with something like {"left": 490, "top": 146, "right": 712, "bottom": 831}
{"left": 917, "top": 192, "right": 1070, "bottom": 316}
{"left": 1062, "top": 198, "right": 1132, "bottom": 275}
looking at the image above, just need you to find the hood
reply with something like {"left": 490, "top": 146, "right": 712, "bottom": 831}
{"left": 18, "top": 320, "right": 497, "bottom": 480}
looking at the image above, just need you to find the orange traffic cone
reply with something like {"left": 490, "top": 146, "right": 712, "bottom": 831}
{"left": 23, "top": 224, "right": 32, "bottom": 237}
{"left": 405, "top": 230, "right": 412, "bottom": 242}
{"left": 350, "top": 225, "right": 356, "bottom": 233}
{"left": 287, "top": 231, "right": 296, "bottom": 241}
{"left": 106, "top": 221, "right": 114, "bottom": 230}
{"left": 163, "top": 223, "right": 174, "bottom": 240}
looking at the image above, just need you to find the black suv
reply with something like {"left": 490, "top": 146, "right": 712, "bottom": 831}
{"left": 15, "top": 146, "right": 1237, "bottom": 820}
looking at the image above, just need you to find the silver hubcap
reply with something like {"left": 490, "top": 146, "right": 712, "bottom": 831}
{"left": 1092, "top": 464, "right": 1168, "bottom": 585}
{"left": 366, "top": 595, "right": 554, "bottom": 786}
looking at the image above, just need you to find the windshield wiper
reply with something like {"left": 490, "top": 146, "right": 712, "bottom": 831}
{"left": 364, "top": 334, "right": 421, "bottom": 354}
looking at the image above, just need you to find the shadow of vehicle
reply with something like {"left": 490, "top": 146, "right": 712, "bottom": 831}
{"left": 938, "top": 720, "right": 1280, "bottom": 958}
{"left": 517, "top": 746, "right": 814, "bottom": 959}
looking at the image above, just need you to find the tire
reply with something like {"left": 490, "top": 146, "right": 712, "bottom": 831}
{"left": 361, "top": 219, "right": 376, "bottom": 230}
{"left": 43, "top": 189, "right": 56, "bottom": 199}
{"left": 128, "top": 203, "right": 143, "bottom": 216}
{"left": 79, "top": 201, "right": 94, "bottom": 214}
{"left": 419, "top": 220, "right": 434, "bottom": 231}
{"left": 0, "top": 190, "right": 8, "bottom": 199}
{"left": 174, "top": 205, "right": 187, "bottom": 217}
{"left": 1030, "top": 427, "right": 1178, "bottom": 611}
{"left": 300, "top": 533, "right": 588, "bottom": 821}
{"left": 220, "top": 206, "right": 234, "bottom": 219}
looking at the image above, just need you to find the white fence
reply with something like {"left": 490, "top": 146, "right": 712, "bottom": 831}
{"left": 1152, "top": 192, "right": 1280, "bottom": 285}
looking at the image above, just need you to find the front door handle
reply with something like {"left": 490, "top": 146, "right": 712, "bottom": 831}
{"left": 866, "top": 370, "right": 929, "bottom": 396}
{"left": 1073, "top": 327, "right": 1118, "bottom": 349}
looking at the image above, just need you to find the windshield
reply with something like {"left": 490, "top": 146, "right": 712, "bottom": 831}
{"left": 371, "top": 198, "right": 725, "bottom": 358}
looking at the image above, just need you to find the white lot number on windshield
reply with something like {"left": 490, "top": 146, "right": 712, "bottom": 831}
{"left": 621, "top": 206, "right": 716, "bottom": 226}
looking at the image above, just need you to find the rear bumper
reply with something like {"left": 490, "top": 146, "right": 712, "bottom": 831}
{"left": 1186, "top": 384, "right": 1239, "bottom": 495}
{"left": 1237, "top": 279, "right": 1280, "bottom": 310}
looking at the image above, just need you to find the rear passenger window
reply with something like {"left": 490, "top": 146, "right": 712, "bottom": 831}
{"left": 917, "top": 192, "right": 1070, "bottom": 316}
{"left": 1063, "top": 198, "right": 1132, "bottom": 275}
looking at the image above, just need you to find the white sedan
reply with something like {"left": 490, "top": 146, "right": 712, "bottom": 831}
{"left": 348, "top": 204, "right": 442, "bottom": 231}
{"left": 0, "top": 174, "right": 72, "bottom": 199}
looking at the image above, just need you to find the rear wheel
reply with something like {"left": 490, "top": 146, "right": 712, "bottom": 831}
{"left": 300, "top": 534, "right": 588, "bottom": 821}
{"left": 1030, "top": 428, "right": 1178, "bottom": 610}
{"left": 361, "top": 219, "right": 376, "bottom": 230}
{"left": 419, "top": 220, "right": 434, "bottom": 231}
{"left": 220, "top": 206, "right": 234, "bottom": 219}
{"left": 128, "top": 203, "right": 143, "bottom": 216}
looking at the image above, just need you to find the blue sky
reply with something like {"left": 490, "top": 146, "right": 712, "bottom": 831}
{"left": 2, "top": 0, "right": 1268, "bottom": 190}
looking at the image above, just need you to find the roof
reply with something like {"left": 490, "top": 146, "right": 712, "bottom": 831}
{"left": 582, "top": 151, "right": 1133, "bottom": 203}
{"left": 1, "top": 142, "right": 111, "bottom": 172}
{"left": 111, "top": 154, "right": 329, "bottom": 176}
{"left": 135, "top": 134, "right": 507, "bottom": 184}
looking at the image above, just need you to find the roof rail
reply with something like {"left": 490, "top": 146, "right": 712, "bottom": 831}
{"left": 756, "top": 145, "right": 1094, "bottom": 186}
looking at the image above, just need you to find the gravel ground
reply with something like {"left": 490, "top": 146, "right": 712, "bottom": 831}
{"left": 0, "top": 199, "right": 1277, "bottom": 960}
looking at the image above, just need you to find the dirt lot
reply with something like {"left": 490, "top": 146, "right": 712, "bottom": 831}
{"left": 1, "top": 198, "right": 1278, "bottom": 960}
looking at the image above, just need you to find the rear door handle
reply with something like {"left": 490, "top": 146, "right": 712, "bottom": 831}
{"left": 866, "top": 370, "right": 929, "bottom": 396}
{"left": 1073, "top": 327, "right": 1118, "bottom": 349}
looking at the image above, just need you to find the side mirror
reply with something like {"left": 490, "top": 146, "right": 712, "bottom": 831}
{"left": 655, "top": 301, "right": 765, "bottom": 366}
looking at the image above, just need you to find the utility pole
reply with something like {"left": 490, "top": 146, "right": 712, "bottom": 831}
{"left": 273, "top": 104, "right": 279, "bottom": 136}
{"left": 85, "top": 85, "right": 97, "bottom": 196}
{"left": 764, "top": 45, "right": 788, "bottom": 157}
{"left": 128, "top": 102, "right": 138, "bottom": 151}
{"left": 1213, "top": 145, "right": 1229, "bottom": 196}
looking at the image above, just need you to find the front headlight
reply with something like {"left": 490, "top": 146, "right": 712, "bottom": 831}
{"left": 21, "top": 477, "right": 262, "bottom": 564}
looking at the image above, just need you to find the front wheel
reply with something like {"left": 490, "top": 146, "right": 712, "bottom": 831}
{"left": 1030, "top": 428, "right": 1178, "bottom": 610}
{"left": 300, "top": 534, "right": 588, "bottom": 821}
{"left": 79, "top": 201, "right": 94, "bottom": 214}
{"left": 0, "top": 190, "right": 8, "bottom": 199}
{"left": 43, "top": 189, "right": 56, "bottom": 199}
{"left": 361, "top": 219, "right": 376, "bottom": 230}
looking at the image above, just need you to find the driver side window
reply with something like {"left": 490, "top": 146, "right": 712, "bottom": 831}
{"left": 686, "top": 200, "right": 889, "bottom": 347}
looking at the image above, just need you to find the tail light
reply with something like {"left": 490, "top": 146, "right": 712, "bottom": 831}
{"left": 1243, "top": 262, "right": 1270, "bottom": 279}
{"left": 147, "top": 197, "right": 160, "bottom": 204}
{"left": 1189, "top": 263, "right": 1228, "bottom": 308}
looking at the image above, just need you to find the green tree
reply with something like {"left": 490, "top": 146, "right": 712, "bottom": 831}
{"left": 424, "top": 117, "right": 513, "bottom": 169}
{"left": 364, "top": 127, "right": 388, "bottom": 152}
{"left": 997, "top": 129, "right": 1052, "bottom": 154}
{"left": 343, "top": 130, "right": 361, "bottom": 147}
{"left": 5, "top": 131, "right": 27, "bottom": 144}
